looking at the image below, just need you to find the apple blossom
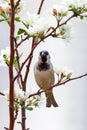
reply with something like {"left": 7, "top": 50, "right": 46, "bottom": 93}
{"left": 50, "top": 5, "right": 68, "bottom": 21}
{"left": 14, "top": 88, "right": 29, "bottom": 101}
{"left": 3, "top": 87, "right": 43, "bottom": 109}
{"left": 55, "top": 67, "right": 73, "bottom": 82}
{"left": 4, "top": 87, "right": 29, "bottom": 101}
{"left": 65, "top": 0, "right": 87, "bottom": 16}
{"left": 23, "top": 13, "right": 51, "bottom": 38}
{"left": 4, "top": 88, "right": 9, "bottom": 100}
{"left": 59, "top": 24, "right": 72, "bottom": 41}
{"left": 0, "top": 3, "right": 10, "bottom": 14}
{"left": 55, "top": 24, "right": 72, "bottom": 42}
{"left": 0, "top": 0, "right": 24, "bottom": 15}
{"left": 23, "top": 13, "right": 40, "bottom": 27}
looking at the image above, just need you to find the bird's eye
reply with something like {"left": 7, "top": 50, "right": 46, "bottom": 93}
{"left": 45, "top": 51, "right": 49, "bottom": 56}
{"left": 40, "top": 52, "right": 42, "bottom": 56}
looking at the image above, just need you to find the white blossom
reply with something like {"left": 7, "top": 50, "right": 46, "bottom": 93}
{"left": 28, "top": 18, "right": 50, "bottom": 37}
{"left": 56, "top": 24, "right": 72, "bottom": 42}
{"left": 55, "top": 67, "right": 73, "bottom": 81}
{"left": 4, "top": 87, "right": 29, "bottom": 101}
{"left": 61, "top": 67, "right": 73, "bottom": 78}
{"left": 65, "top": 0, "right": 87, "bottom": 15}
{"left": 80, "top": 12, "right": 87, "bottom": 17}
{"left": 66, "top": 0, "right": 87, "bottom": 8}
{"left": 23, "top": 13, "right": 50, "bottom": 38}
{"left": 0, "top": 56, "right": 6, "bottom": 66}
{"left": 0, "top": 47, "right": 10, "bottom": 67}
{"left": 23, "top": 13, "right": 40, "bottom": 27}
{"left": 4, "top": 88, "right": 9, "bottom": 100}
{"left": 50, "top": 5, "right": 68, "bottom": 21}
{"left": 0, "top": 0, "right": 24, "bottom": 14}
{"left": 4, "top": 87, "right": 44, "bottom": 108}
{"left": 14, "top": 88, "right": 29, "bottom": 101}
{"left": 0, "top": 3, "right": 10, "bottom": 14}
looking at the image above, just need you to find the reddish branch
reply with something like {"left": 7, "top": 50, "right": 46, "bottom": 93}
{"left": 14, "top": 40, "right": 23, "bottom": 88}
{"left": 37, "top": 0, "right": 45, "bottom": 14}
{"left": 15, "top": 35, "right": 29, "bottom": 49}
{"left": 44, "top": 14, "right": 76, "bottom": 39}
{"left": 0, "top": 92, "right": 5, "bottom": 96}
{"left": 13, "top": 42, "right": 37, "bottom": 83}
{"left": 20, "top": 40, "right": 36, "bottom": 130}
{"left": 29, "top": 73, "right": 87, "bottom": 98}
{"left": 9, "top": 0, "right": 15, "bottom": 130}
{"left": 14, "top": 0, "right": 21, "bottom": 10}
{"left": 0, "top": 73, "right": 87, "bottom": 98}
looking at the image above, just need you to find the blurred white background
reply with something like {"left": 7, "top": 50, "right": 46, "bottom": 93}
{"left": 0, "top": 0, "right": 87, "bottom": 130}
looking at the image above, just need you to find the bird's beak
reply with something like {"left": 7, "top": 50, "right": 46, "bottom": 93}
{"left": 41, "top": 53, "right": 47, "bottom": 62}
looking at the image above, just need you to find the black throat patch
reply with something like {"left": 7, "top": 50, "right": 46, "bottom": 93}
{"left": 37, "top": 62, "right": 50, "bottom": 71}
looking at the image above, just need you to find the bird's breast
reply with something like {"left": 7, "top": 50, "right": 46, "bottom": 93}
{"left": 34, "top": 67, "right": 54, "bottom": 90}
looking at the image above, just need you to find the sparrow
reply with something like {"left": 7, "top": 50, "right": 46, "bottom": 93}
{"left": 34, "top": 50, "right": 58, "bottom": 107}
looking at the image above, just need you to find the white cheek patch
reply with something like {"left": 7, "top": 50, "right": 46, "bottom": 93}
{"left": 47, "top": 55, "right": 50, "bottom": 62}
{"left": 38, "top": 56, "right": 42, "bottom": 62}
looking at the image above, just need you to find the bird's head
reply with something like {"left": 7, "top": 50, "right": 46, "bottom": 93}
{"left": 38, "top": 50, "right": 50, "bottom": 63}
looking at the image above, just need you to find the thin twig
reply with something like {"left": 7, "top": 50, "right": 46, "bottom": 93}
{"left": 13, "top": 41, "right": 39, "bottom": 83}
{"left": 14, "top": 39, "right": 23, "bottom": 88}
{"left": 44, "top": 14, "right": 75, "bottom": 39}
{"left": 13, "top": 44, "right": 35, "bottom": 82}
{"left": 0, "top": 92, "right": 5, "bottom": 96}
{"left": 15, "top": 35, "right": 29, "bottom": 50}
{"left": 4, "top": 127, "right": 9, "bottom": 130}
{"left": 29, "top": 73, "right": 87, "bottom": 98}
{"left": 14, "top": 110, "right": 19, "bottom": 121}
{"left": 14, "top": 0, "right": 21, "bottom": 11}
{"left": 23, "top": 38, "right": 35, "bottom": 90}
{"left": 37, "top": 0, "right": 45, "bottom": 14}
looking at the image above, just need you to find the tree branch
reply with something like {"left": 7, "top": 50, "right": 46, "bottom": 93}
{"left": 29, "top": 73, "right": 87, "bottom": 98}
{"left": 15, "top": 35, "right": 29, "bottom": 49}
{"left": 14, "top": 39, "right": 23, "bottom": 88}
{"left": 37, "top": 0, "right": 45, "bottom": 14}
{"left": 13, "top": 39, "right": 39, "bottom": 83}
{"left": 14, "top": 0, "right": 21, "bottom": 11}
{"left": 9, "top": 0, "right": 15, "bottom": 129}
{"left": 44, "top": 14, "right": 76, "bottom": 39}
{"left": 4, "top": 127, "right": 9, "bottom": 130}
{"left": 0, "top": 92, "right": 5, "bottom": 96}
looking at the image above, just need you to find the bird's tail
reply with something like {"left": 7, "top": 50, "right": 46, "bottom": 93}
{"left": 45, "top": 90, "right": 58, "bottom": 107}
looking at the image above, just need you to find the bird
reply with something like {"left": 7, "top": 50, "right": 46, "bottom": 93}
{"left": 34, "top": 50, "right": 58, "bottom": 107}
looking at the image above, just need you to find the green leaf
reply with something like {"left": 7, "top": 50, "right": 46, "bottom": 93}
{"left": 80, "top": 15, "right": 84, "bottom": 19}
{"left": 15, "top": 35, "right": 20, "bottom": 41}
{"left": 17, "top": 28, "right": 28, "bottom": 35}
{"left": 0, "top": 19, "right": 5, "bottom": 22}
{"left": 3, "top": 54, "right": 7, "bottom": 59}
{"left": 0, "top": 11, "right": 10, "bottom": 24}
{"left": 15, "top": 17, "right": 21, "bottom": 22}
{"left": 0, "top": 11, "right": 5, "bottom": 17}
{"left": 13, "top": 58, "right": 19, "bottom": 69}
{"left": 27, "top": 107, "right": 33, "bottom": 111}
{"left": 22, "top": 22, "right": 29, "bottom": 29}
{"left": 3, "top": 54, "right": 9, "bottom": 65}
{"left": 4, "top": 0, "right": 9, "bottom": 2}
{"left": 23, "top": 106, "right": 33, "bottom": 111}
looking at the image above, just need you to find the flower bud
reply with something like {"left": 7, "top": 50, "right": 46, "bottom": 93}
{"left": 53, "top": 8, "right": 57, "bottom": 16}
